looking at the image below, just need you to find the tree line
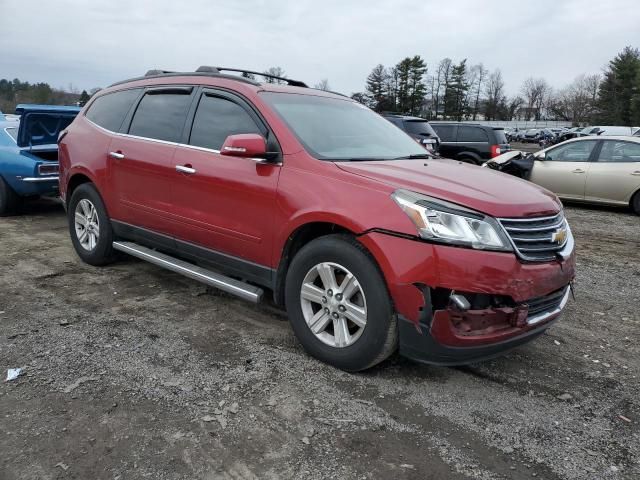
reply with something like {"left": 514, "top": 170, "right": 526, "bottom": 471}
{"left": 350, "top": 46, "right": 640, "bottom": 126}
{"left": 0, "top": 79, "right": 99, "bottom": 113}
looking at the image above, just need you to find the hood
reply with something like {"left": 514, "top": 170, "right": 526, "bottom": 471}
{"left": 15, "top": 104, "right": 80, "bottom": 148}
{"left": 335, "top": 159, "right": 561, "bottom": 218}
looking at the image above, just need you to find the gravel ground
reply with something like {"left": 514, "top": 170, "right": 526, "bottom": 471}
{"left": 0, "top": 199, "right": 638, "bottom": 480}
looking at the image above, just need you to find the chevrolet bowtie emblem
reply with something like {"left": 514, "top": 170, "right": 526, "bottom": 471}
{"left": 552, "top": 228, "right": 567, "bottom": 245}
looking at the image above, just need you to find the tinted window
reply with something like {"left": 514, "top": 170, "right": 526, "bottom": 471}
{"left": 129, "top": 92, "right": 192, "bottom": 142}
{"left": 493, "top": 129, "right": 508, "bottom": 144}
{"left": 404, "top": 120, "right": 438, "bottom": 138}
{"left": 85, "top": 89, "right": 140, "bottom": 132}
{"left": 458, "top": 126, "right": 488, "bottom": 142}
{"left": 546, "top": 140, "right": 597, "bottom": 162}
{"left": 597, "top": 140, "right": 640, "bottom": 162}
{"left": 189, "top": 94, "right": 262, "bottom": 151}
{"left": 431, "top": 125, "right": 456, "bottom": 141}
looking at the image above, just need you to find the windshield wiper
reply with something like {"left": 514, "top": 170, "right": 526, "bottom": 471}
{"left": 392, "top": 153, "right": 433, "bottom": 160}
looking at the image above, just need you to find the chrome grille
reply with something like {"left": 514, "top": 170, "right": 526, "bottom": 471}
{"left": 524, "top": 286, "right": 571, "bottom": 325}
{"left": 499, "top": 212, "right": 568, "bottom": 262}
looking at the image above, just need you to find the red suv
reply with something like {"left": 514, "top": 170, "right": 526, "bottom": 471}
{"left": 58, "top": 67, "right": 576, "bottom": 371}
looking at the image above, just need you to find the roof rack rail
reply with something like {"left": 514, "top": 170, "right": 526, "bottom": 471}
{"left": 198, "top": 66, "right": 308, "bottom": 88}
{"left": 145, "top": 69, "right": 176, "bottom": 76}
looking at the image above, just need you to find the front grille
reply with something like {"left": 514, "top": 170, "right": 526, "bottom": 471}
{"left": 499, "top": 212, "right": 568, "bottom": 262}
{"left": 525, "top": 287, "right": 568, "bottom": 319}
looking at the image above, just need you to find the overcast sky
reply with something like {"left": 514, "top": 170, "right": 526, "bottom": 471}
{"left": 1, "top": 0, "right": 639, "bottom": 96}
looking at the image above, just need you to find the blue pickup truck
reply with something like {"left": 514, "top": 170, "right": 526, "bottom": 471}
{"left": 0, "top": 104, "right": 80, "bottom": 215}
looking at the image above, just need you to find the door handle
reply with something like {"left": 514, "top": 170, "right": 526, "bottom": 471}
{"left": 176, "top": 165, "right": 196, "bottom": 175}
{"left": 109, "top": 151, "right": 125, "bottom": 160}
{"left": 572, "top": 169, "right": 585, "bottom": 174}
{"left": 632, "top": 171, "right": 640, "bottom": 176}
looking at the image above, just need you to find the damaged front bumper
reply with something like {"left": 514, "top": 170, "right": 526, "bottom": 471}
{"left": 358, "top": 231, "right": 576, "bottom": 366}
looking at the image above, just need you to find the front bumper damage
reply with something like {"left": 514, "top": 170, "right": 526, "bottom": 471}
{"left": 358, "top": 231, "right": 576, "bottom": 366}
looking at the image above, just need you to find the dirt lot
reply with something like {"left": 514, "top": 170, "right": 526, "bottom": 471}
{"left": 1, "top": 200, "right": 638, "bottom": 480}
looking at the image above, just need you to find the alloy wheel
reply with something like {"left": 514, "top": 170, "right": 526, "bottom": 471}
{"left": 74, "top": 199, "right": 100, "bottom": 251}
{"left": 300, "top": 262, "right": 367, "bottom": 348}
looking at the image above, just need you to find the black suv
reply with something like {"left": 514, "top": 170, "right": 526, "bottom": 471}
{"left": 383, "top": 114, "right": 440, "bottom": 154}
{"left": 429, "top": 123, "right": 509, "bottom": 164}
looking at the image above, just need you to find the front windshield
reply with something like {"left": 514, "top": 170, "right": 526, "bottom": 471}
{"left": 260, "top": 92, "right": 428, "bottom": 160}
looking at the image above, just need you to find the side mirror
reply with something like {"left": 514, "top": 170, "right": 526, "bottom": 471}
{"left": 220, "top": 133, "right": 269, "bottom": 159}
{"left": 537, "top": 151, "right": 546, "bottom": 160}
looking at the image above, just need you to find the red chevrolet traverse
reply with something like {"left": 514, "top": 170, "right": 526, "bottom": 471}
{"left": 58, "top": 67, "right": 575, "bottom": 371}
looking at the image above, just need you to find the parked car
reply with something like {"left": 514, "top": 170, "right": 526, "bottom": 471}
{"left": 487, "top": 136, "right": 640, "bottom": 214}
{"left": 0, "top": 104, "right": 80, "bottom": 215}
{"left": 429, "top": 122, "right": 509, "bottom": 164}
{"left": 382, "top": 114, "right": 440, "bottom": 154}
{"left": 586, "top": 126, "right": 636, "bottom": 136}
{"left": 59, "top": 66, "right": 575, "bottom": 371}
{"left": 523, "top": 129, "right": 541, "bottom": 143}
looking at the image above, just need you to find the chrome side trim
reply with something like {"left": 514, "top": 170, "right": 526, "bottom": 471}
{"left": 112, "top": 241, "right": 264, "bottom": 303}
{"left": 20, "top": 176, "right": 59, "bottom": 183}
{"left": 527, "top": 286, "right": 571, "bottom": 326}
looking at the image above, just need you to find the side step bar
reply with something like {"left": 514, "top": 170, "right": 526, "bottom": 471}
{"left": 112, "top": 241, "right": 264, "bottom": 303}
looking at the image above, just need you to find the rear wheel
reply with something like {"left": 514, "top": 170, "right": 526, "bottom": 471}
{"left": 631, "top": 190, "right": 640, "bottom": 215}
{"left": 0, "top": 176, "right": 22, "bottom": 216}
{"left": 285, "top": 235, "right": 397, "bottom": 371}
{"left": 68, "top": 183, "right": 116, "bottom": 266}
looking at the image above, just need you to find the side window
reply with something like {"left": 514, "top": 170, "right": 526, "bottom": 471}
{"left": 458, "top": 126, "right": 488, "bottom": 142}
{"left": 128, "top": 91, "right": 192, "bottom": 143}
{"left": 546, "top": 140, "right": 598, "bottom": 162}
{"left": 85, "top": 89, "right": 140, "bottom": 132}
{"left": 189, "top": 94, "right": 262, "bottom": 151}
{"left": 432, "top": 125, "right": 456, "bottom": 142}
{"left": 597, "top": 141, "right": 640, "bottom": 162}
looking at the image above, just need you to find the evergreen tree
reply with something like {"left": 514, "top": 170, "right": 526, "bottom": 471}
{"left": 597, "top": 46, "right": 640, "bottom": 125}
{"left": 79, "top": 90, "right": 91, "bottom": 106}
{"left": 443, "top": 60, "right": 468, "bottom": 120}
{"left": 365, "top": 64, "right": 389, "bottom": 111}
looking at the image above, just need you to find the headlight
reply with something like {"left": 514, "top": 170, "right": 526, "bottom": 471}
{"left": 391, "top": 189, "right": 512, "bottom": 251}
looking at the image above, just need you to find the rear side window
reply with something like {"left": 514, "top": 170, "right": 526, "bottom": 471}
{"left": 458, "top": 126, "right": 488, "bottom": 142}
{"left": 129, "top": 91, "right": 192, "bottom": 143}
{"left": 597, "top": 140, "right": 640, "bottom": 162}
{"left": 404, "top": 120, "right": 438, "bottom": 138}
{"left": 5, "top": 127, "right": 18, "bottom": 141}
{"left": 189, "top": 94, "right": 262, "bottom": 151}
{"left": 85, "top": 89, "right": 140, "bottom": 132}
{"left": 431, "top": 125, "right": 456, "bottom": 141}
{"left": 493, "top": 129, "right": 508, "bottom": 144}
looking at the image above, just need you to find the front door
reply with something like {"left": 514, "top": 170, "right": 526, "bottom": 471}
{"left": 529, "top": 139, "right": 599, "bottom": 200}
{"left": 170, "top": 89, "right": 281, "bottom": 268}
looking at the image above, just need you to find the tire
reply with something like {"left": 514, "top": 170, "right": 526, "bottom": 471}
{"left": 458, "top": 156, "right": 479, "bottom": 165}
{"left": 0, "top": 176, "right": 22, "bottom": 216}
{"left": 631, "top": 190, "right": 640, "bottom": 215}
{"left": 285, "top": 234, "right": 397, "bottom": 372}
{"left": 67, "top": 183, "right": 116, "bottom": 266}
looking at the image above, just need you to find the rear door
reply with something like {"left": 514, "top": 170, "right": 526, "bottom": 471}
{"left": 170, "top": 89, "right": 281, "bottom": 269}
{"left": 585, "top": 139, "right": 640, "bottom": 204}
{"left": 109, "top": 86, "right": 194, "bottom": 234}
{"left": 529, "top": 140, "right": 599, "bottom": 199}
{"left": 431, "top": 124, "right": 457, "bottom": 159}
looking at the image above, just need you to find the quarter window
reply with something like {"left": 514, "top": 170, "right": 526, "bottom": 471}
{"left": 597, "top": 140, "right": 640, "bottom": 162}
{"left": 457, "top": 126, "right": 488, "bottom": 143}
{"left": 85, "top": 89, "right": 140, "bottom": 132}
{"left": 189, "top": 94, "right": 262, "bottom": 151}
{"left": 546, "top": 140, "right": 598, "bottom": 162}
{"left": 129, "top": 91, "right": 192, "bottom": 143}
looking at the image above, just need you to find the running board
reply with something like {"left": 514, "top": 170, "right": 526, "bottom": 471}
{"left": 112, "top": 241, "right": 264, "bottom": 303}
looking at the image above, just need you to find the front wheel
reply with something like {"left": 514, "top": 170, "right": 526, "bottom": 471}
{"left": 67, "top": 183, "right": 116, "bottom": 266}
{"left": 285, "top": 235, "right": 397, "bottom": 371}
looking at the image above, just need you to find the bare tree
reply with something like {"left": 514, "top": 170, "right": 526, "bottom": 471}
{"left": 484, "top": 69, "right": 505, "bottom": 121}
{"left": 433, "top": 58, "right": 452, "bottom": 119}
{"left": 262, "top": 66, "right": 287, "bottom": 84}
{"left": 521, "top": 77, "right": 551, "bottom": 120}
{"left": 549, "top": 74, "right": 601, "bottom": 124}
{"left": 314, "top": 79, "right": 331, "bottom": 91}
{"left": 468, "top": 63, "right": 488, "bottom": 120}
